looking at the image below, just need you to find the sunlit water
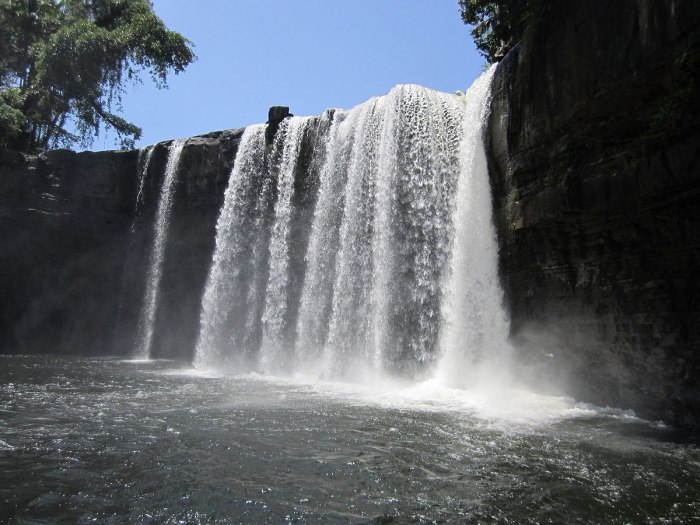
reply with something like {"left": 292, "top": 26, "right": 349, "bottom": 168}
{"left": 1, "top": 355, "right": 698, "bottom": 524}
{"left": 195, "top": 72, "right": 508, "bottom": 380}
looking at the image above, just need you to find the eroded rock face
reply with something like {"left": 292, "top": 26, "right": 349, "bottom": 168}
{"left": 488, "top": 0, "right": 700, "bottom": 427}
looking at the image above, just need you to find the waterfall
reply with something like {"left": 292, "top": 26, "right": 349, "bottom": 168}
{"left": 113, "top": 146, "right": 155, "bottom": 352}
{"left": 436, "top": 66, "right": 511, "bottom": 386}
{"left": 195, "top": 125, "right": 270, "bottom": 368}
{"left": 295, "top": 86, "right": 465, "bottom": 377}
{"left": 132, "top": 145, "right": 155, "bottom": 231}
{"left": 134, "top": 139, "right": 185, "bottom": 359}
{"left": 259, "top": 117, "right": 312, "bottom": 372}
{"left": 194, "top": 69, "right": 509, "bottom": 382}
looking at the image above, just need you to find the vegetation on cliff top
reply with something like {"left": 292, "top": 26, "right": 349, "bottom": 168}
{"left": 0, "top": 0, "right": 194, "bottom": 152}
{"left": 458, "top": 0, "right": 547, "bottom": 62}
{"left": 0, "top": 0, "right": 547, "bottom": 152}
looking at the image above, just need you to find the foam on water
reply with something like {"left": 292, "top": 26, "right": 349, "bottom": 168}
{"left": 156, "top": 363, "right": 646, "bottom": 430}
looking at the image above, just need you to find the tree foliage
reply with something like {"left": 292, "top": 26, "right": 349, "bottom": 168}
{"left": 0, "top": 0, "right": 195, "bottom": 152}
{"left": 458, "top": 0, "right": 546, "bottom": 63}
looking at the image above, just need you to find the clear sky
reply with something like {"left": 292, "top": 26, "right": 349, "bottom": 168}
{"left": 94, "top": 0, "right": 485, "bottom": 150}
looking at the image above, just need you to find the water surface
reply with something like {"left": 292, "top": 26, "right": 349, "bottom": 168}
{"left": 1, "top": 355, "right": 698, "bottom": 524}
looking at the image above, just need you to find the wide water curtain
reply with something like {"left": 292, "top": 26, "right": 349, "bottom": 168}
{"left": 196, "top": 72, "right": 507, "bottom": 380}
{"left": 296, "top": 87, "right": 466, "bottom": 378}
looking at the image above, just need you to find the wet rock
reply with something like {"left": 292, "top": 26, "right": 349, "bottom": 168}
{"left": 266, "top": 106, "right": 293, "bottom": 145}
{"left": 488, "top": 0, "right": 700, "bottom": 429}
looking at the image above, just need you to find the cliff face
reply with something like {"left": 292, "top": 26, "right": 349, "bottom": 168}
{"left": 488, "top": 0, "right": 700, "bottom": 426}
{"left": 0, "top": 148, "right": 136, "bottom": 355}
{"left": 0, "top": 119, "right": 334, "bottom": 362}
{"left": 0, "top": 130, "right": 242, "bottom": 359}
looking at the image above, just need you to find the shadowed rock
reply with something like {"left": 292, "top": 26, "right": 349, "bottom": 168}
{"left": 265, "top": 106, "right": 293, "bottom": 145}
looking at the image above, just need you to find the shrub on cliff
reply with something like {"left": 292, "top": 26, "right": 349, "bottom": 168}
{"left": 458, "top": 0, "right": 547, "bottom": 62}
{"left": 0, "top": 0, "right": 195, "bottom": 152}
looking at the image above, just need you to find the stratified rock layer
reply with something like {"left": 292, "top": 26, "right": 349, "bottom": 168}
{"left": 488, "top": 0, "right": 700, "bottom": 426}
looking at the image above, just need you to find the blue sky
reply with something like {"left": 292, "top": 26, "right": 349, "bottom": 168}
{"left": 95, "top": 1, "right": 485, "bottom": 150}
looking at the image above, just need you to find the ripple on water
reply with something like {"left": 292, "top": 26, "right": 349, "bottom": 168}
{"left": 0, "top": 356, "right": 698, "bottom": 524}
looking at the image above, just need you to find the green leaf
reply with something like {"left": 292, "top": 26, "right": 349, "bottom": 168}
{"left": 0, "top": 0, "right": 195, "bottom": 152}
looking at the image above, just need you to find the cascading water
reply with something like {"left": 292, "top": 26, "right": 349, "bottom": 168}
{"left": 112, "top": 145, "right": 156, "bottom": 351}
{"left": 134, "top": 139, "right": 185, "bottom": 359}
{"left": 195, "top": 118, "right": 313, "bottom": 369}
{"left": 195, "top": 68, "right": 509, "bottom": 382}
{"left": 195, "top": 125, "right": 271, "bottom": 368}
{"left": 259, "top": 117, "right": 312, "bottom": 372}
{"left": 132, "top": 145, "right": 155, "bottom": 231}
{"left": 295, "top": 85, "right": 466, "bottom": 378}
{"left": 436, "top": 66, "right": 511, "bottom": 386}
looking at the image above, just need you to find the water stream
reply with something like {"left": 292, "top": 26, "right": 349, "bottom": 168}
{"left": 134, "top": 140, "right": 185, "bottom": 359}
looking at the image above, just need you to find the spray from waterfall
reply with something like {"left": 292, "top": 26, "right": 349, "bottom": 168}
{"left": 134, "top": 140, "right": 185, "bottom": 359}
{"left": 194, "top": 69, "right": 510, "bottom": 386}
{"left": 435, "top": 66, "right": 510, "bottom": 387}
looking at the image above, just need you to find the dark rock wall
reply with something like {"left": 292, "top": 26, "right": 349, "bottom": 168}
{"left": 488, "top": 0, "right": 700, "bottom": 426}
{"left": 147, "top": 130, "right": 242, "bottom": 361}
{"left": 0, "top": 149, "right": 137, "bottom": 355}
{"left": 0, "top": 129, "right": 243, "bottom": 359}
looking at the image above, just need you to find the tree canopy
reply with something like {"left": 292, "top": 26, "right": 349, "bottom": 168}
{"left": 0, "top": 0, "right": 195, "bottom": 152}
{"left": 458, "top": 0, "right": 546, "bottom": 63}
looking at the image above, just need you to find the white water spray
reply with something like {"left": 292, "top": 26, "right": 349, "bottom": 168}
{"left": 436, "top": 66, "right": 511, "bottom": 387}
{"left": 134, "top": 139, "right": 185, "bottom": 359}
{"left": 194, "top": 70, "right": 511, "bottom": 387}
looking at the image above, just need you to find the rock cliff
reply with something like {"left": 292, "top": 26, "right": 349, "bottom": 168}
{"left": 0, "top": 129, "right": 242, "bottom": 359}
{"left": 488, "top": 0, "right": 700, "bottom": 427}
